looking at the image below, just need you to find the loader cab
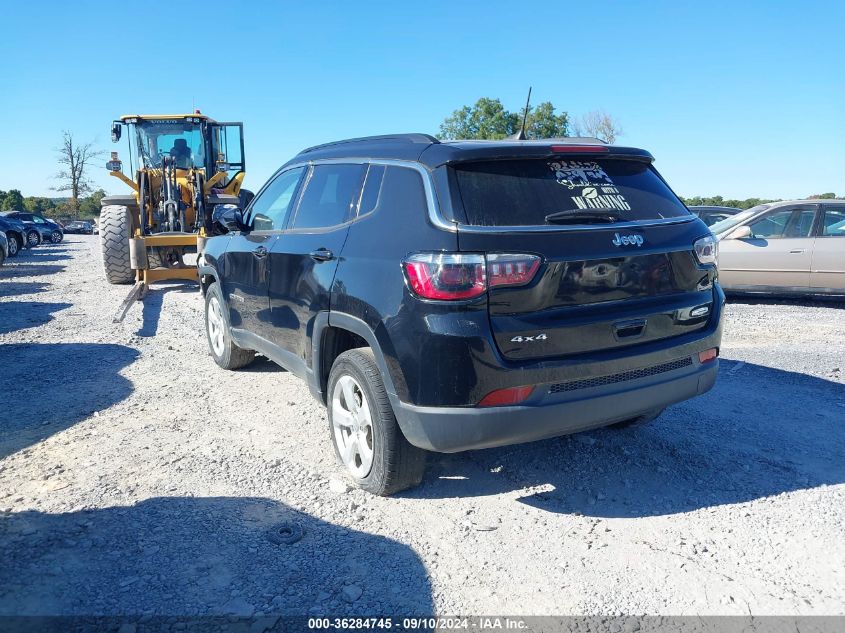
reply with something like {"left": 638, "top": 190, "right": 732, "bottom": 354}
{"left": 111, "top": 115, "right": 245, "bottom": 186}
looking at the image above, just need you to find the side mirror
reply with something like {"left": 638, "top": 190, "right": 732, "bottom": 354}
{"left": 212, "top": 204, "right": 246, "bottom": 233}
{"left": 725, "top": 225, "right": 752, "bottom": 240}
{"left": 111, "top": 122, "right": 122, "bottom": 143}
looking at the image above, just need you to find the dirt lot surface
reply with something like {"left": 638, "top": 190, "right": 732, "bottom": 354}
{"left": 1, "top": 235, "right": 844, "bottom": 617}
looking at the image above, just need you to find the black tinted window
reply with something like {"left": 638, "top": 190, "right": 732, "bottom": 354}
{"left": 292, "top": 164, "right": 366, "bottom": 229}
{"left": 371, "top": 166, "right": 427, "bottom": 218}
{"left": 248, "top": 167, "right": 305, "bottom": 231}
{"left": 453, "top": 158, "right": 690, "bottom": 226}
{"left": 358, "top": 165, "right": 386, "bottom": 217}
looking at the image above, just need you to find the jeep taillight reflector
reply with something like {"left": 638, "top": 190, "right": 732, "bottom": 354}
{"left": 487, "top": 254, "right": 541, "bottom": 288}
{"left": 477, "top": 385, "right": 535, "bottom": 407}
{"left": 403, "top": 253, "right": 541, "bottom": 300}
{"left": 404, "top": 253, "right": 487, "bottom": 300}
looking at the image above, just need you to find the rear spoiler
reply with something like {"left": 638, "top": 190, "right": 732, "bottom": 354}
{"left": 420, "top": 143, "right": 654, "bottom": 167}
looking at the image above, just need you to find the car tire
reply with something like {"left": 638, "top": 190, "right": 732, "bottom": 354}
{"left": 100, "top": 205, "right": 135, "bottom": 284}
{"left": 25, "top": 229, "right": 40, "bottom": 248}
{"left": 327, "top": 348, "right": 427, "bottom": 496}
{"left": 50, "top": 230, "right": 63, "bottom": 244}
{"left": 204, "top": 282, "right": 255, "bottom": 370}
{"left": 609, "top": 407, "right": 665, "bottom": 429}
{"left": 6, "top": 233, "right": 21, "bottom": 257}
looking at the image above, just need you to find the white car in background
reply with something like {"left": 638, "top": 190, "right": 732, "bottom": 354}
{"left": 712, "top": 200, "right": 845, "bottom": 296}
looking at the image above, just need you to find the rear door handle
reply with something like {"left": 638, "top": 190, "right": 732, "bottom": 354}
{"left": 253, "top": 245, "right": 268, "bottom": 258}
{"left": 309, "top": 249, "right": 334, "bottom": 262}
{"left": 789, "top": 249, "right": 806, "bottom": 254}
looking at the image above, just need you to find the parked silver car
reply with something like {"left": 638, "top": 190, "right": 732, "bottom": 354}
{"left": 712, "top": 200, "right": 845, "bottom": 295}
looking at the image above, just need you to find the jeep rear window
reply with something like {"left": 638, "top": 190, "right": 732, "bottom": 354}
{"left": 452, "top": 158, "right": 691, "bottom": 227}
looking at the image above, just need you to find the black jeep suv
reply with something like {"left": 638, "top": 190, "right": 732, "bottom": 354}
{"left": 200, "top": 134, "right": 723, "bottom": 495}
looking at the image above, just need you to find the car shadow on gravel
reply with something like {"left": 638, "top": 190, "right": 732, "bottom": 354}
{"left": 0, "top": 496, "right": 433, "bottom": 617}
{"left": 0, "top": 264, "right": 66, "bottom": 278}
{"left": 241, "top": 356, "right": 288, "bottom": 373}
{"left": 137, "top": 283, "right": 199, "bottom": 337}
{"left": 414, "top": 361, "right": 845, "bottom": 518}
{"left": 16, "top": 251, "right": 73, "bottom": 263}
{"left": 0, "top": 343, "right": 139, "bottom": 460}
{"left": 0, "top": 281, "right": 51, "bottom": 298}
{"left": 0, "top": 301, "right": 72, "bottom": 334}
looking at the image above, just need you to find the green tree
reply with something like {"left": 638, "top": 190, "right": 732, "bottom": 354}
{"left": 525, "top": 101, "right": 569, "bottom": 138}
{"left": 439, "top": 97, "right": 518, "bottom": 140}
{"left": 680, "top": 196, "right": 781, "bottom": 210}
{"left": 24, "top": 196, "right": 56, "bottom": 214}
{"left": 439, "top": 96, "right": 572, "bottom": 141}
{"left": 0, "top": 189, "right": 24, "bottom": 211}
{"left": 78, "top": 189, "right": 106, "bottom": 217}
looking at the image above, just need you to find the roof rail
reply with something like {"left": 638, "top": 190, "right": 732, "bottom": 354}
{"left": 299, "top": 133, "right": 440, "bottom": 155}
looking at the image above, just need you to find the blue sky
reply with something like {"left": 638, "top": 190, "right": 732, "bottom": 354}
{"left": 1, "top": 1, "right": 842, "bottom": 200}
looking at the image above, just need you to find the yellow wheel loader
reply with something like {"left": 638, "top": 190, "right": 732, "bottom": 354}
{"left": 100, "top": 113, "right": 250, "bottom": 322}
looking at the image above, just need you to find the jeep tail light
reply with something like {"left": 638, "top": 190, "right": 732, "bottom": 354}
{"left": 487, "top": 254, "right": 541, "bottom": 288}
{"left": 477, "top": 385, "right": 535, "bottom": 407}
{"left": 404, "top": 253, "right": 541, "bottom": 300}
{"left": 404, "top": 253, "right": 487, "bottom": 300}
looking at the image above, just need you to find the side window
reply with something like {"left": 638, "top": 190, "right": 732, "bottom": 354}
{"left": 749, "top": 208, "right": 814, "bottom": 238}
{"left": 357, "top": 165, "right": 386, "bottom": 218}
{"left": 373, "top": 166, "right": 428, "bottom": 218}
{"left": 821, "top": 208, "right": 845, "bottom": 237}
{"left": 33, "top": 216, "right": 46, "bottom": 224}
{"left": 247, "top": 167, "right": 305, "bottom": 231}
{"left": 291, "top": 164, "right": 366, "bottom": 229}
{"left": 787, "top": 208, "right": 816, "bottom": 237}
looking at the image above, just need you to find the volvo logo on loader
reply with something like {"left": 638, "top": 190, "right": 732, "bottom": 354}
{"left": 612, "top": 233, "right": 644, "bottom": 247}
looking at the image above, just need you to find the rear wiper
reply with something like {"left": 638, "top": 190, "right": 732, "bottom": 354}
{"left": 544, "top": 210, "right": 621, "bottom": 224}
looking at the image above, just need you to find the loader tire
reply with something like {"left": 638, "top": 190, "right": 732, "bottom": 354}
{"left": 100, "top": 205, "right": 134, "bottom": 284}
{"left": 148, "top": 247, "right": 164, "bottom": 269}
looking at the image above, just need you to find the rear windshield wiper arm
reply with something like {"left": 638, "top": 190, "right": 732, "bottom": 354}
{"left": 544, "top": 210, "right": 621, "bottom": 224}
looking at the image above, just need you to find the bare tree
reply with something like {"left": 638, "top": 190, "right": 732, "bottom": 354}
{"left": 53, "top": 131, "right": 103, "bottom": 216}
{"left": 572, "top": 110, "right": 623, "bottom": 144}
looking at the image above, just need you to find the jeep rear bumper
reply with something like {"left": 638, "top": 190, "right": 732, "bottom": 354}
{"left": 394, "top": 355, "right": 718, "bottom": 453}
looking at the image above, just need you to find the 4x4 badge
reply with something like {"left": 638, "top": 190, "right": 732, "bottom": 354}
{"left": 510, "top": 333, "right": 548, "bottom": 343}
{"left": 612, "top": 233, "right": 644, "bottom": 247}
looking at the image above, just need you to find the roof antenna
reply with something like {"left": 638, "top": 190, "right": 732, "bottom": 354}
{"left": 511, "top": 86, "right": 532, "bottom": 140}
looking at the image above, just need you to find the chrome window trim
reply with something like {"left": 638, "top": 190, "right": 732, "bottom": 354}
{"left": 280, "top": 157, "right": 457, "bottom": 232}
{"left": 279, "top": 157, "right": 699, "bottom": 233}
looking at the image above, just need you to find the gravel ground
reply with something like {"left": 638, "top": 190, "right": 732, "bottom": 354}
{"left": 0, "top": 235, "right": 843, "bottom": 617}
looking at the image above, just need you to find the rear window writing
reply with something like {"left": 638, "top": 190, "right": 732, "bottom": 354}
{"left": 453, "top": 158, "right": 691, "bottom": 226}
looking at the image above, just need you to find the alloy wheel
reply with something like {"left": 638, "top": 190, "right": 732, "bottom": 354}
{"left": 331, "top": 374, "right": 375, "bottom": 479}
{"left": 206, "top": 296, "right": 226, "bottom": 357}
